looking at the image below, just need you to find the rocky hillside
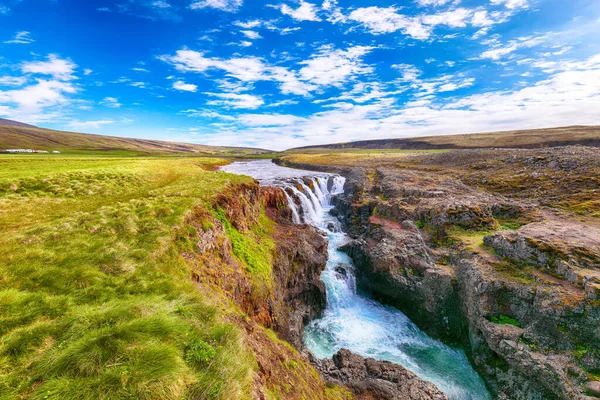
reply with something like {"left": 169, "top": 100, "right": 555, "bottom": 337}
{"left": 277, "top": 146, "right": 600, "bottom": 400}
{"left": 288, "top": 125, "right": 600, "bottom": 152}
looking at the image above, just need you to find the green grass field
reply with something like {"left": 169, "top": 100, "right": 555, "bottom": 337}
{"left": 0, "top": 156, "right": 263, "bottom": 399}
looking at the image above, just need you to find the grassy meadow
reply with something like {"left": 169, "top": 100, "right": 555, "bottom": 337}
{"left": 0, "top": 155, "right": 264, "bottom": 399}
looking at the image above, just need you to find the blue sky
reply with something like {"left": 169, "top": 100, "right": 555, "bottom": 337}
{"left": 1, "top": 0, "right": 599, "bottom": 150}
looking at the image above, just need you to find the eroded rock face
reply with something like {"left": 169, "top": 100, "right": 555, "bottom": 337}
{"left": 311, "top": 349, "right": 448, "bottom": 400}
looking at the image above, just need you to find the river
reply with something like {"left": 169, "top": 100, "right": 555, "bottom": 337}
{"left": 221, "top": 160, "right": 491, "bottom": 400}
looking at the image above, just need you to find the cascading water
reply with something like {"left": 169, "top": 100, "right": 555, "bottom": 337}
{"left": 220, "top": 160, "right": 491, "bottom": 400}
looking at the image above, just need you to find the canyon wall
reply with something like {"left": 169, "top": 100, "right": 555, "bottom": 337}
{"left": 278, "top": 150, "right": 600, "bottom": 400}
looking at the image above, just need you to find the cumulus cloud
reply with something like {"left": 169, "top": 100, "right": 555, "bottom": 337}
{"left": 279, "top": 1, "right": 321, "bottom": 21}
{"left": 173, "top": 80, "right": 198, "bottom": 92}
{"left": 240, "top": 30, "right": 262, "bottom": 39}
{"left": 190, "top": 0, "right": 243, "bottom": 12}
{"left": 0, "top": 79, "right": 78, "bottom": 123}
{"left": 21, "top": 55, "right": 77, "bottom": 81}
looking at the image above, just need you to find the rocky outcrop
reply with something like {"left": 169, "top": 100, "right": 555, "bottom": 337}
{"left": 280, "top": 155, "right": 600, "bottom": 400}
{"left": 340, "top": 221, "right": 463, "bottom": 341}
{"left": 311, "top": 349, "right": 448, "bottom": 400}
{"left": 483, "top": 219, "right": 600, "bottom": 300}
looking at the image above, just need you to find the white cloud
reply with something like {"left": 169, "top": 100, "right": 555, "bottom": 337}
{"left": 190, "top": 0, "right": 243, "bottom": 12}
{"left": 101, "top": 97, "right": 122, "bottom": 108}
{"left": 68, "top": 119, "right": 115, "bottom": 130}
{"left": 173, "top": 80, "right": 198, "bottom": 92}
{"left": 438, "top": 77, "right": 474, "bottom": 91}
{"left": 205, "top": 92, "right": 264, "bottom": 108}
{"left": 479, "top": 34, "right": 549, "bottom": 60}
{"left": 83, "top": 68, "right": 93, "bottom": 75}
{"left": 0, "top": 76, "right": 27, "bottom": 86}
{"left": 280, "top": 27, "right": 301, "bottom": 35}
{"left": 0, "top": 5, "right": 10, "bottom": 14}
{"left": 0, "top": 79, "right": 78, "bottom": 123}
{"left": 240, "top": 30, "right": 262, "bottom": 39}
{"left": 299, "top": 45, "right": 374, "bottom": 86}
{"left": 151, "top": 1, "right": 171, "bottom": 8}
{"left": 422, "top": 8, "right": 473, "bottom": 28}
{"left": 348, "top": 7, "right": 431, "bottom": 39}
{"left": 233, "top": 19, "right": 262, "bottom": 28}
{"left": 415, "top": 0, "right": 453, "bottom": 6}
{"left": 131, "top": 67, "right": 150, "bottom": 72}
{"left": 490, "top": 0, "right": 530, "bottom": 9}
{"left": 279, "top": 1, "right": 321, "bottom": 22}
{"left": 160, "top": 46, "right": 370, "bottom": 95}
{"left": 4, "top": 31, "right": 34, "bottom": 44}
{"left": 393, "top": 64, "right": 422, "bottom": 81}
{"left": 268, "top": 99, "right": 299, "bottom": 107}
{"left": 21, "top": 55, "right": 77, "bottom": 81}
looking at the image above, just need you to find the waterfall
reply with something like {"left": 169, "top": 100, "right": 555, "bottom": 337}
{"left": 312, "top": 179, "right": 326, "bottom": 206}
{"left": 317, "top": 177, "right": 330, "bottom": 197}
{"left": 301, "top": 183, "right": 323, "bottom": 217}
{"left": 283, "top": 190, "right": 301, "bottom": 224}
{"left": 331, "top": 176, "right": 345, "bottom": 194}
{"left": 288, "top": 186, "right": 319, "bottom": 225}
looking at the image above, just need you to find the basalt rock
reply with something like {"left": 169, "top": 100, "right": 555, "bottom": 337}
{"left": 340, "top": 224, "right": 463, "bottom": 341}
{"left": 311, "top": 349, "right": 448, "bottom": 400}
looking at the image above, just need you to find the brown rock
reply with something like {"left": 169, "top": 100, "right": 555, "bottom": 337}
{"left": 314, "top": 349, "right": 448, "bottom": 400}
{"left": 586, "top": 381, "right": 600, "bottom": 398}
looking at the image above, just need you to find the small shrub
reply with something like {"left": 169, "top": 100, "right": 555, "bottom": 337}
{"left": 185, "top": 339, "right": 217, "bottom": 366}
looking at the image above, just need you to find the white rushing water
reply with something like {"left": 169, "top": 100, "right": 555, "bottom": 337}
{"left": 221, "top": 160, "right": 491, "bottom": 400}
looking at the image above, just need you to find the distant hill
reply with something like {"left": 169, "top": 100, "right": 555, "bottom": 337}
{"left": 0, "top": 121, "right": 271, "bottom": 156}
{"left": 288, "top": 126, "right": 600, "bottom": 152}
{"left": 0, "top": 118, "right": 37, "bottom": 128}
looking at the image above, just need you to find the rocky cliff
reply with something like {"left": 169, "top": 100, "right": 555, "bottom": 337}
{"left": 277, "top": 147, "right": 600, "bottom": 400}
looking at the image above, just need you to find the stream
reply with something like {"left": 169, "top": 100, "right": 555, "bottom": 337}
{"left": 221, "top": 160, "right": 491, "bottom": 400}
